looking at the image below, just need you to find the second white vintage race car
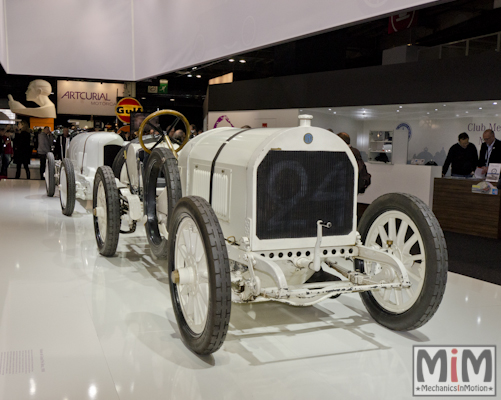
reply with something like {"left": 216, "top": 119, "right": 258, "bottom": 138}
{"left": 45, "top": 132, "right": 124, "bottom": 216}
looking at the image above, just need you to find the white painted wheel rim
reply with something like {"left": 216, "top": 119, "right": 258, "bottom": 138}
{"left": 96, "top": 181, "right": 107, "bottom": 240}
{"left": 174, "top": 216, "right": 209, "bottom": 334}
{"left": 60, "top": 165, "right": 67, "bottom": 207}
{"left": 156, "top": 186, "right": 169, "bottom": 239}
{"left": 365, "top": 210, "right": 426, "bottom": 313}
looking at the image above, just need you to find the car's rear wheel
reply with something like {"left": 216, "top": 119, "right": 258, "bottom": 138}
{"left": 93, "top": 166, "right": 120, "bottom": 257}
{"left": 144, "top": 147, "right": 182, "bottom": 259}
{"left": 45, "top": 152, "right": 56, "bottom": 197}
{"left": 60, "top": 158, "right": 76, "bottom": 216}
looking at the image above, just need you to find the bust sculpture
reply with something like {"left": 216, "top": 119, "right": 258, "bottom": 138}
{"left": 8, "top": 79, "right": 57, "bottom": 119}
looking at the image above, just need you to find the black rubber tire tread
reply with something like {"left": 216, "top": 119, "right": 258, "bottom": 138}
{"left": 144, "top": 147, "right": 182, "bottom": 259}
{"left": 60, "top": 158, "right": 76, "bottom": 216}
{"left": 93, "top": 166, "right": 121, "bottom": 257}
{"left": 168, "top": 196, "right": 231, "bottom": 355}
{"left": 45, "top": 152, "right": 56, "bottom": 197}
{"left": 111, "top": 147, "right": 127, "bottom": 179}
{"left": 358, "top": 192, "right": 448, "bottom": 331}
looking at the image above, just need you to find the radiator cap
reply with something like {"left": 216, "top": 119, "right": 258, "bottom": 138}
{"left": 298, "top": 114, "right": 313, "bottom": 127}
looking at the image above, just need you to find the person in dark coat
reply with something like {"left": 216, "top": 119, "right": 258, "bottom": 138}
{"left": 337, "top": 132, "right": 371, "bottom": 193}
{"left": 53, "top": 127, "right": 71, "bottom": 160}
{"left": 442, "top": 132, "right": 478, "bottom": 177}
{"left": 14, "top": 121, "right": 32, "bottom": 179}
{"left": 478, "top": 129, "right": 501, "bottom": 174}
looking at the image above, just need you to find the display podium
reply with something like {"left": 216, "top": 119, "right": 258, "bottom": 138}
{"left": 433, "top": 178, "right": 501, "bottom": 239}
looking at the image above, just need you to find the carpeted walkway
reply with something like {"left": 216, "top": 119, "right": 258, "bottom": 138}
{"left": 444, "top": 231, "right": 501, "bottom": 286}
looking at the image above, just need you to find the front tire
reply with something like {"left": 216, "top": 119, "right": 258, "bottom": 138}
{"left": 144, "top": 147, "right": 182, "bottom": 259}
{"left": 168, "top": 196, "right": 231, "bottom": 355}
{"left": 358, "top": 193, "right": 447, "bottom": 331}
{"left": 45, "top": 152, "right": 56, "bottom": 197}
{"left": 93, "top": 166, "right": 120, "bottom": 257}
{"left": 59, "top": 158, "right": 76, "bottom": 216}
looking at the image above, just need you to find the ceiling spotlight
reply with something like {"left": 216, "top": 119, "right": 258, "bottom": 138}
{"left": 141, "top": 97, "right": 146, "bottom": 100}
{"left": 465, "top": 111, "right": 469, "bottom": 113}
{"left": 443, "top": 104, "right": 446, "bottom": 106}
{"left": 239, "top": 59, "right": 246, "bottom": 63}
{"left": 397, "top": 110, "right": 400, "bottom": 112}
{"left": 333, "top": 112, "right": 336, "bottom": 114}
{"left": 170, "top": 98, "right": 175, "bottom": 101}
{"left": 187, "top": 74, "right": 192, "bottom": 77}
{"left": 196, "top": 75, "right": 201, "bottom": 78}
{"left": 456, "top": 114, "right": 459, "bottom": 117}
{"left": 328, "top": 108, "right": 332, "bottom": 111}
{"left": 435, "top": 109, "right": 438, "bottom": 111}
{"left": 479, "top": 107, "right": 482, "bottom": 110}
{"left": 229, "top": 59, "right": 235, "bottom": 62}
{"left": 427, "top": 112, "right": 430, "bottom": 114}
{"left": 399, "top": 106, "right": 402, "bottom": 108}
{"left": 192, "top": 67, "right": 197, "bottom": 70}
{"left": 494, "top": 102, "right": 498, "bottom": 105}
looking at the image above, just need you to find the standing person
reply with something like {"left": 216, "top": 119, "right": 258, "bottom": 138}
{"left": 14, "top": 121, "right": 32, "bottom": 179}
{"left": 53, "top": 127, "right": 71, "bottom": 160}
{"left": 478, "top": 129, "right": 501, "bottom": 174}
{"left": 37, "top": 126, "right": 53, "bottom": 180}
{"left": 189, "top": 124, "right": 197, "bottom": 139}
{"left": 442, "top": 132, "right": 478, "bottom": 177}
{"left": 1, "top": 128, "right": 14, "bottom": 176}
{"left": 337, "top": 132, "right": 371, "bottom": 193}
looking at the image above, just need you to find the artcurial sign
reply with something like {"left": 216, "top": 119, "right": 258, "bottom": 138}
{"left": 57, "top": 81, "right": 124, "bottom": 116}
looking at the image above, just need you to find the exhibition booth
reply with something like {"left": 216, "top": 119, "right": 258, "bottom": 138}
{"left": 207, "top": 99, "right": 501, "bottom": 210}
{"left": 1, "top": 1, "right": 500, "bottom": 399}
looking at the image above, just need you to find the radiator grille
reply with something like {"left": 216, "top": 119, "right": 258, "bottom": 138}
{"left": 256, "top": 151, "right": 354, "bottom": 239}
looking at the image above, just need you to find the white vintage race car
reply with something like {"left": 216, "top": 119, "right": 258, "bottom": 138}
{"left": 93, "top": 111, "right": 448, "bottom": 356}
{"left": 45, "top": 132, "right": 124, "bottom": 215}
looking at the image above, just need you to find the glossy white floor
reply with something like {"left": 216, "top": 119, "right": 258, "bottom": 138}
{"left": 0, "top": 179, "right": 499, "bottom": 400}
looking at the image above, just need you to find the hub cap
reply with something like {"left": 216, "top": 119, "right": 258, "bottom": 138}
{"left": 365, "top": 210, "right": 425, "bottom": 313}
{"left": 174, "top": 217, "right": 209, "bottom": 334}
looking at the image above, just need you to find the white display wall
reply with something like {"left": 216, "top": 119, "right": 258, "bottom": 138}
{"left": 360, "top": 117, "right": 501, "bottom": 168}
{"left": 210, "top": 107, "right": 501, "bottom": 172}
{"left": 208, "top": 109, "right": 299, "bottom": 130}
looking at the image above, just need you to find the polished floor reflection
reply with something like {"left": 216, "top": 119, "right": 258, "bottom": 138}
{"left": 0, "top": 179, "right": 500, "bottom": 400}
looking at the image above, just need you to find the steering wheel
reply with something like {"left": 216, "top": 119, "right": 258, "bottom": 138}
{"left": 138, "top": 110, "right": 191, "bottom": 158}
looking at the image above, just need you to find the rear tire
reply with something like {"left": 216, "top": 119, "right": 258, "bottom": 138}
{"left": 358, "top": 193, "right": 447, "bottom": 331}
{"left": 93, "top": 166, "right": 120, "bottom": 257}
{"left": 144, "top": 147, "right": 182, "bottom": 259}
{"left": 111, "top": 147, "right": 127, "bottom": 180}
{"left": 168, "top": 196, "right": 231, "bottom": 355}
{"left": 60, "top": 158, "right": 76, "bottom": 216}
{"left": 45, "top": 152, "right": 56, "bottom": 197}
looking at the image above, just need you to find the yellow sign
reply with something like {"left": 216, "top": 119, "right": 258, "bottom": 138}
{"left": 115, "top": 97, "right": 143, "bottom": 124}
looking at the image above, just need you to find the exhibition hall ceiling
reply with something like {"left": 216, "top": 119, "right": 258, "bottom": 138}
{"left": 307, "top": 100, "right": 501, "bottom": 120}
{"left": 0, "top": 0, "right": 440, "bottom": 81}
